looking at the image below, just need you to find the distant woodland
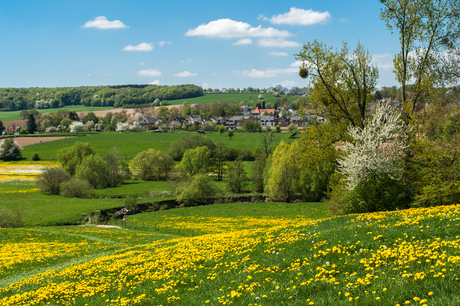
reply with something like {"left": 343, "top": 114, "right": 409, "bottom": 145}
{"left": 0, "top": 84, "right": 203, "bottom": 111}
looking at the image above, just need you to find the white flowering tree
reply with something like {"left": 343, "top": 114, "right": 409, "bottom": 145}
{"left": 338, "top": 102, "right": 412, "bottom": 190}
{"left": 129, "top": 121, "right": 141, "bottom": 131}
{"left": 70, "top": 121, "right": 84, "bottom": 133}
{"left": 134, "top": 112, "right": 144, "bottom": 122}
{"left": 116, "top": 122, "right": 129, "bottom": 132}
{"left": 84, "top": 120, "right": 95, "bottom": 133}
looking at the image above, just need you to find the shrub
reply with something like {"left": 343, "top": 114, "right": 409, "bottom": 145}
{"left": 57, "top": 142, "right": 95, "bottom": 176}
{"left": 0, "top": 138, "right": 22, "bottom": 161}
{"left": 124, "top": 196, "right": 138, "bottom": 213}
{"left": 60, "top": 178, "right": 95, "bottom": 198}
{"left": 176, "top": 174, "right": 218, "bottom": 206}
{"left": 0, "top": 208, "right": 24, "bottom": 228}
{"left": 328, "top": 175, "right": 413, "bottom": 215}
{"left": 36, "top": 167, "right": 70, "bottom": 195}
{"left": 130, "top": 149, "right": 174, "bottom": 181}
{"left": 75, "top": 154, "right": 109, "bottom": 188}
{"left": 169, "top": 134, "right": 216, "bottom": 160}
{"left": 31, "top": 152, "right": 40, "bottom": 161}
{"left": 180, "top": 146, "right": 212, "bottom": 176}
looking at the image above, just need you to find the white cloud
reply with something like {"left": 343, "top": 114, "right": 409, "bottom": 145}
{"left": 149, "top": 80, "right": 160, "bottom": 85}
{"left": 277, "top": 80, "right": 297, "bottom": 87}
{"left": 185, "top": 18, "right": 292, "bottom": 38}
{"left": 86, "top": 74, "right": 91, "bottom": 77}
{"left": 174, "top": 71, "right": 198, "bottom": 77}
{"left": 202, "top": 83, "right": 211, "bottom": 88}
{"left": 138, "top": 69, "right": 162, "bottom": 77}
{"left": 269, "top": 7, "right": 331, "bottom": 25}
{"left": 340, "top": 18, "right": 349, "bottom": 23}
{"left": 233, "top": 38, "right": 253, "bottom": 45}
{"left": 371, "top": 53, "right": 394, "bottom": 69}
{"left": 140, "top": 62, "right": 144, "bottom": 66}
{"left": 236, "top": 67, "right": 297, "bottom": 78}
{"left": 123, "top": 43, "right": 154, "bottom": 51}
{"left": 258, "top": 38, "right": 301, "bottom": 48}
{"left": 82, "top": 16, "right": 128, "bottom": 29}
{"left": 269, "top": 51, "right": 288, "bottom": 57}
{"left": 158, "top": 41, "right": 173, "bottom": 47}
{"left": 180, "top": 59, "right": 193, "bottom": 64}
{"left": 290, "top": 60, "right": 303, "bottom": 68}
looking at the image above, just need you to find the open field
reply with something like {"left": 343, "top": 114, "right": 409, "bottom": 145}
{"left": 1, "top": 202, "right": 460, "bottom": 305}
{"left": 20, "top": 131, "right": 295, "bottom": 160}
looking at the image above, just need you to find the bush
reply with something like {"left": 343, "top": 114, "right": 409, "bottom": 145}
{"left": 60, "top": 178, "right": 95, "bottom": 198}
{"left": 124, "top": 196, "right": 138, "bottom": 213}
{"left": 0, "top": 208, "right": 24, "bottom": 228}
{"left": 169, "top": 134, "right": 216, "bottom": 160}
{"left": 327, "top": 175, "right": 413, "bottom": 215}
{"left": 130, "top": 149, "right": 174, "bottom": 181}
{"left": 31, "top": 152, "right": 40, "bottom": 161}
{"left": 57, "top": 142, "right": 95, "bottom": 176}
{"left": 36, "top": 167, "right": 70, "bottom": 195}
{"left": 75, "top": 154, "right": 109, "bottom": 188}
{"left": 176, "top": 174, "right": 218, "bottom": 206}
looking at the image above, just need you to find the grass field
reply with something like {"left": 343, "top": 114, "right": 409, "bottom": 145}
{"left": 166, "top": 92, "right": 299, "bottom": 106}
{"left": 1, "top": 202, "right": 460, "bottom": 305}
{"left": 0, "top": 105, "right": 114, "bottom": 122}
{"left": 21, "top": 131, "right": 295, "bottom": 160}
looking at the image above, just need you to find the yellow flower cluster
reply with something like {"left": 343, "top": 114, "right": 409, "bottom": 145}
{"left": 0, "top": 161, "right": 59, "bottom": 182}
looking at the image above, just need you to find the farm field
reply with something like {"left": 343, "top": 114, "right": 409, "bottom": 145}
{"left": 20, "top": 131, "right": 295, "bottom": 160}
{"left": 1, "top": 202, "right": 460, "bottom": 305}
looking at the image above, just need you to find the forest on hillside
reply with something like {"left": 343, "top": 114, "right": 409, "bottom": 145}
{"left": 0, "top": 84, "right": 203, "bottom": 111}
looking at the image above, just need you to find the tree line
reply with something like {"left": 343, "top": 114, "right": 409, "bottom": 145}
{"left": 0, "top": 84, "right": 203, "bottom": 111}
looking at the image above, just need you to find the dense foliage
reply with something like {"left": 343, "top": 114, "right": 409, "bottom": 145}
{"left": 0, "top": 84, "right": 203, "bottom": 111}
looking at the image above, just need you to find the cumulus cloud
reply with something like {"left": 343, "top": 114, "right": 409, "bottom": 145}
{"left": 138, "top": 69, "right": 162, "bottom": 77}
{"left": 268, "top": 7, "right": 331, "bottom": 25}
{"left": 290, "top": 60, "right": 303, "bottom": 68}
{"left": 149, "top": 80, "right": 160, "bottom": 85}
{"left": 123, "top": 43, "right": 154, "bottom": 51}
{"left": 82, "top": 16, "right": 128, "bottom": 29}
{"left": 174, "top": 71, "right": 198, "bottom": 77}
{"left": 233, "top": 38, "right": 253, "bottom": 45}
{"left": 236, "top": 67, "right": 297, "bottom": 78}
{"left": 269, "top": 51, "right": 288, "bottom": 57}
{"left": 185, "top": 18, "right": 292, "bottom": 38}
{"left": 277, "top": 80, "right": 297, "bottom": 87}
{"left": 371, "top": 53, "right": 394, "bottom": 69}
{"left": 158, "top": 41, "right": 173, "bottom": 47}
{"left": 258, "top": 38, "right": 301, "bottom": 48}
{"left": 340, "top": 18, "right": 349, "bottom": 23}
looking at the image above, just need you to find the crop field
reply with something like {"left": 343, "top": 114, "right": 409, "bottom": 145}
{"left": 20, "top": 131, "right": 295, "bottom": 160}
{"left": 1, "top": 203, "right": 460, "bottom": 305}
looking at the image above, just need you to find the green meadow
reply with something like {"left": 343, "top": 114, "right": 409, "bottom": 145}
{"left": 21, "top": 131, "right": 295, "bottom": 160}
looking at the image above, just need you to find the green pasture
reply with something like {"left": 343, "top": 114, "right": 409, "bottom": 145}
{"left": 0, "top": 105, "right": 114, "bottom": 122}
{"left": 21, "top": 131, "right": 295, "bottom": 160}
{"left": 166, "top": 92, "right": 298, "bottom": 106}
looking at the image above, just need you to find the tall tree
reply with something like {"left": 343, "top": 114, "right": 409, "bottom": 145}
{"left": 0, "top": 119, "right": 4, "bottom": 135}
{"left": 27, "top": 114, "right": 37, "bottom": 134}
{"left": 380, "top": 0, "right": 460, "bottom": 113}
{"left": 295, "top": 41, "right": 378, "bottom": 129}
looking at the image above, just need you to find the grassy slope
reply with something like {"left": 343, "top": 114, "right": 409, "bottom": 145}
{"left": 1, "top": 204, "right": 459, "bottom": 305}
{"left": 0, "top": 105, "right": 114, "bottom": 122}
{"left": 21, "top": 131, "right": 294, "bottom": 160}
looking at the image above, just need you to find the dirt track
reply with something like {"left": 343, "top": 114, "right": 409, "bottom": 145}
{"left": 1, "top": 137, "right": 72, "bottom": 147}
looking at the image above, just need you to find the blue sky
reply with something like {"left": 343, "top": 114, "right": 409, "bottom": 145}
{"left": 0, "top": 0, "right": 400, "bottom": 89}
